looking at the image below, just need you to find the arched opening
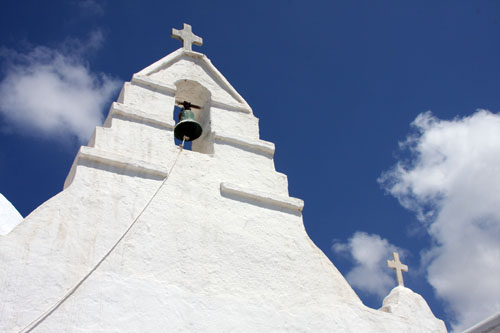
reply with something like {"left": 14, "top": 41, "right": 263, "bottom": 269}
{"left": 173, "top": 79, "right": 213, "bottom": 154}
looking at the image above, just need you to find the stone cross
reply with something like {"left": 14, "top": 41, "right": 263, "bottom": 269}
{"left": 171, "top": 23, "right": 203, "bottom": 51}
{"left": 387, "top": 252, "right": 408, "bottom": 287}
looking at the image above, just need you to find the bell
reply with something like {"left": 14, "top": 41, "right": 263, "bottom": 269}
{"left": 174, "top": 104, "right": 203, "bottom": 141}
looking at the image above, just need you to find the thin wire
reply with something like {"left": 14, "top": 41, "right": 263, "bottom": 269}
{"left": 18, "top": 137, "right": 187, "bottom": 333}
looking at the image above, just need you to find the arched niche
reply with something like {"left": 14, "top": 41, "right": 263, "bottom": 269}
{"left": 174, "top": 79, "right": 213, "bottom": 154}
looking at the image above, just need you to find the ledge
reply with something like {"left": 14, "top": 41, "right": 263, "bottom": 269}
{"left": 220, "top": 182, "right": 304, "bottom": 213}
{"left": 131, "top": 75, "right": 252, "bottom": 114}
{"left": 132, "top": 75, "right": 176, "bottom": 95}
{"left": 107, "top": 103, "right": 273, "bottom": 157}
{"left": 78, "top": 147, "right": 169, "bottom": 178}
{"left": 214, "top": 133, "right": 275, "bottom": 157}
{"left": 210, "top": 100, "right": 253, "bottom": 114}
{"left": 109, "top": 102, "right": 175, "bottom": 130}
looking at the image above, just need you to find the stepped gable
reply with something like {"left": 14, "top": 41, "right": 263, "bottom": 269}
{"left": 0, "top": 24, "right": 446, "bottom": 332}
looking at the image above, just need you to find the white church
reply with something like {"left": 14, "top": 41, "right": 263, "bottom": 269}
{"left": 1, "top": 23, "right": 462, "bottom": 332}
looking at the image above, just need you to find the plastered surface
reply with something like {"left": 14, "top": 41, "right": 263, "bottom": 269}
{"left": 0, "top": 49, "right": 446, "bottom": 332}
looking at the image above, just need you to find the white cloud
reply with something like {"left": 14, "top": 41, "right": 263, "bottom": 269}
{"left": 0, "top": 32, "right": 120, "bottom": 143}
{"left": 0, "top": 192, "right": 23, "bottom": 235}
{"left": 333, "top": 232, "right": 401, "bottom": 298}
{"left": 379, "top": 110, "right": 500, "bottom": 332}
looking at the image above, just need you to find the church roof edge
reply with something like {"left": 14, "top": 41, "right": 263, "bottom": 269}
{"left": 134, "top": 48, "right": 251, "bottom": 113}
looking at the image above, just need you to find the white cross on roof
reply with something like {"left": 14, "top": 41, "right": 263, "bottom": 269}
{"left": 171, "top": 23, "right": 203, "bottom": 51}
{"left": 387, "top": 252, "right": 408, "bottom": 287}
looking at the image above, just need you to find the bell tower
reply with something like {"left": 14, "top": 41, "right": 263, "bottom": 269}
{"left": 0, "top": 24, "right": 446, "bottom": 332}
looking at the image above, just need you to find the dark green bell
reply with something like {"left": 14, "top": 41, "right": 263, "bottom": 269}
{"left": 174, "top": 106, "right": 203, "bottom": 141}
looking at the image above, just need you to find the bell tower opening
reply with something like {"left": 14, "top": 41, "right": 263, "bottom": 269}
{"left": 173, "top": 79, "right": 213, "bottom": 154}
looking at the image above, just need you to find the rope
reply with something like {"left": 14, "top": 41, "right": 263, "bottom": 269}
{"left": 18, "top": 137, "right": 188, "bottom": 333}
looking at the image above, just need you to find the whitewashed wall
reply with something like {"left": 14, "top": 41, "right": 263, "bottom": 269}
{"left": 0, "top": 49, "right": 446, "bottom": 332}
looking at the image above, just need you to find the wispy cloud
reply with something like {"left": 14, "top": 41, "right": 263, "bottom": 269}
{"left": 333, "top": 231, "right": 401, "bottom": 298}
{"left": 379, "top": 110, "right": 500, "bottom": 331}
{"left": 0, "top": 31, "right": 120, "bottom": 143}
{"left": 75, "top": 0, "right": 105, "bottom": 16}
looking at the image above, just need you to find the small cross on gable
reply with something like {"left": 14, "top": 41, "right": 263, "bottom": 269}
{"left": 171, "top": 23, "right": 203, "bottom": 51}
{"left": 387, "top": 252, "right": 408, "bottom": 287}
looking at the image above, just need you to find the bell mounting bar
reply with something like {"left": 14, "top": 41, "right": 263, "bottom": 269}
{"left": 175, "top": 100, "right": 201, "bottom": 109}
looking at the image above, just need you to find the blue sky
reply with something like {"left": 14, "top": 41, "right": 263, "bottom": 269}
{"left": 1, "top": 1, "right": 500, "bottom": 331}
